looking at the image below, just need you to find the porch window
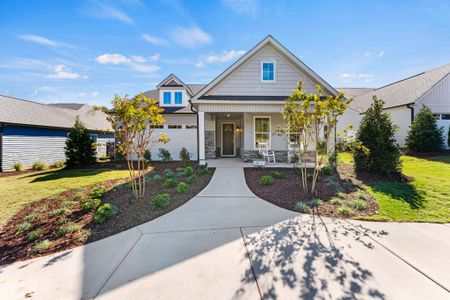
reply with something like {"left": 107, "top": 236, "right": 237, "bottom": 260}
{"left": 254, "top": 117, "right": 271, "bottom": 149}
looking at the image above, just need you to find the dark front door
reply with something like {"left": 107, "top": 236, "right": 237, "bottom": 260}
{"left": 222, "top": 123, "right": 235, "bottom": 156}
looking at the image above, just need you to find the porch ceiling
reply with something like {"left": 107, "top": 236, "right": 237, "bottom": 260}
{"left": 211, "top": 112, "right": 243, "bottom": 120}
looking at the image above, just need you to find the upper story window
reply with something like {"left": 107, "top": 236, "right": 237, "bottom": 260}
{"left": 174, "top": 92, "right": 183, "bottom": 105}
{"left": 261, "top": 61, "right": 275, "bottom": 82}
{"left": 163, "top": 91, "right": 171, "bottom": 105}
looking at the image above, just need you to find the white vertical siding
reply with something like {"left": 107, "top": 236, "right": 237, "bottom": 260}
{"left": 417, "top": 74, "right": 450, "bottom": 113}
{"left": 385, "top": 106, "right": 412, "bottom": 146}
{"left": 198, "top": 103, "right": 284, "bottom": 113}
{"left": 207, "top": 45, "right": 319, "bottom": 96}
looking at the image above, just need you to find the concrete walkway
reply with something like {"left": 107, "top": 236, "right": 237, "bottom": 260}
{"left": 1, "top": 165, "right": 450, "bottom": 299}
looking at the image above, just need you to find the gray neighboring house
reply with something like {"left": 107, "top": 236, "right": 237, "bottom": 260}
{"left": 342, "top": 63, "right": 450, "bottom": 148}
{"left": 0, "top": 95, "right": 115, "bottom": 171}
{"left": 143, "top": 35, "right": 339, "bottom": 164}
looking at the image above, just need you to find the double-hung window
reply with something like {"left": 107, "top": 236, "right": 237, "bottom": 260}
{"left": 163, "top": 91, "right": 171, "bottom": 105}
{"left": 174, "top": 92, "right": 183, "bottom": 105}
{"left": 254, "top": 117, "right": 271, "bottom": 149}
{"left": 261, "top": 61, "right": 275, "bottom": 81}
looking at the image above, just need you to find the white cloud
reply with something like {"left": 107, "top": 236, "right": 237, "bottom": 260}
{"left": 378, "top": 51, "right": 385, "bottom": 58}
{"left": 364, "top": 51, "right": 371, "bottom": 57}
{"left": 82, "top": 2, "right": 133, "bottom": 25}
{"left": 142, "top": 34, "right": 169, "bottom": 46}
{"left": 78, "top": 91, "right": 99, "bottom": 97}
{"left": 96, "top": 53, "right": 129, "bottom": 64}
{"left": 340, "top": 73, "right": 374, "bottom": 83}
{"left": 47, "top": 65, "right": 85, "bottom": 79}
{"left": 149, "top": 53, "right": 161, "bottom": 61}
{"left": 171, "top": 26, "right": 212, "bottom": 48}
{"left": 364, "top": 50, "right": 384, "bottom": 58}
{"left": 95, "top": 53, "right": 160, "bottom": 73}
{"left": 130, "top": 55, "right": 147, "bottom": 63}
{"left": 223, "top": 0, "right": 259, "bottom": 17}
{"left": 195, "top": 61, "right": 206, "bottom": 68}
{"left": 18, "top": 34, "right": 72, "bottom": 48}
{"left": 196, "top": 50, "right": 246, "bottom": 68}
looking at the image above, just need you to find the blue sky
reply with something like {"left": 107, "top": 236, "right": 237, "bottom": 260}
{"left": 1, "top": 0, "right": 450, "bottom": 106}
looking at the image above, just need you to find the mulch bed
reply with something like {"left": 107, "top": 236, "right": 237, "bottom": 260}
{"left": 0, "top": 163, "right": 214, "bottom": 265}
{"left": 244, "top": 165, "right": 378, "bottom": 219}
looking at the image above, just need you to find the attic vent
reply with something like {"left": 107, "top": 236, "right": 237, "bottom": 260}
{"left": 164, "top": 79, "right": 182, "bottom": 87}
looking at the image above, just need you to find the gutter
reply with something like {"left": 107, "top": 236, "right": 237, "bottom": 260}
{"left": 406, "top": 104, "right": 414, "bottom": 123}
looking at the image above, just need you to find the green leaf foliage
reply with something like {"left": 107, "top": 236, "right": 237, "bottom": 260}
{"left": 406, "top": 105, "right": 444, "bottom": 152}
{"left": 94, "top": 203, "right": 118, "bottom": 223}
{"left": 65, "top": 116, "right": 96, "bottom": 166}
{"left": 151, "top": 193, "right": 170, "bottom": 209}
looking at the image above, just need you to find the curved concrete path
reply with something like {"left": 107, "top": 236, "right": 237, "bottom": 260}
{"left": 1, "top": 165, "right": 450, "bottom": 300}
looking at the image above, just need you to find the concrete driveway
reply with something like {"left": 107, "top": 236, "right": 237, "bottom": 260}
{"left": 1, "top": 164, "right": 449, "bottom": 299}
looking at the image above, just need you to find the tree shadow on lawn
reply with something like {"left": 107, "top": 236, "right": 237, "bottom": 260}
{"left": 23, "top": 168, "right": 112, "bottom": 183}
{"left": 236, "top": 214, "right": 388, "bottom": 299}
{"left": 366, "top": 181, "right": 425, "bottom": 209}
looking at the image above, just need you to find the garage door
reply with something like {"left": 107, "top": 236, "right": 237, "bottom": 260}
{"left": 150, "top": 125, "right": 198, "bottom": 160}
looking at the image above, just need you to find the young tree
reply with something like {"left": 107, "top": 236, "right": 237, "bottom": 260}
{"left": 354, "top": 96, "right": 402, "bottom": 176}
{"left": 65, "top": 116, "right": 96, "bottom": 166}
{"left": 406, "top": 105, "right": 444, "bottom": 152}
{"left": 281, "top": 82, "right": 350, "bottom": 196}
{"left": 95, "top": 94, "right": 169, "bottom": 199}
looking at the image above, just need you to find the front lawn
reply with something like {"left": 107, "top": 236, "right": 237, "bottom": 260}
{"left": 338, "top": 152, "right": 450, "bottom": 223}
{"left": 0, "top": 168, "right": 129, "bottom": 226}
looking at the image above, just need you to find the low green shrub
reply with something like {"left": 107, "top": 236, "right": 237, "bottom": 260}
{"left": 158, "top": 148, "right": 172, "bottom": 161}
{"left": 27, "top": 229, "right": 43, "bottom": 241}
{"left": 24, "top": 213, "right": 42, "bottom": 223}
{"left": 144, "top": 149, "right": 152, "bottom": 163}
{"left": 94, "top": 203, "right": 118, "bottom": 223}
{"left": 151, "top": 193, "right": 170, "bottom": 209}
{"left": 79, "top": 229, "right": 92, "bottom": 242}
{"left": 350, "top": 199, "right": 367, "bottom": 210}
{"left": 260, "top": 175, "right": 273, "bottom": 185}
{"left": 321, "top": 165, "right": 334, "bottom": 176}
{"left": 197, "top": 166, "right": 209, "bottom": 175}
{"left": 153, "top": 174, "right": 162, "bottom": 181}
{"left": 186, "top": 174, "right": 197, "bottom": 184}
{"left": 32, "top": 239, "right": 52, "bottom": 253}
{"left": 294, "top": 202, "right": 309, "bottom": 213}
{"left": 80, "top": 198, "right": 101, "bottom": 212}
{"left": 271, "top": 171, "right": 284, "bottom": 179}
{"left": 309, "top": 199, "right": 323, "bottom": 207}
{"left": 32, "top": 161, "right": 47, "bottom": 171}
{"left": 180, "top": 147, "right": 192, "bottom": 165}
{"left": 338, "top": 206, "right": 352, "bottom": 216}
{"left": 163, "top": 169, "right": 175, "bottom": 180}
{"left": 162, "top": 178, "right": 177, "bottom": 189}
{"left": 89, "top": 186, "right": 106, "bottom": 199}
{"left": 14, "top": 162, "right": 24, "bottom": 171}
{"left": 62, "top": 200, "right": 76, "bottom": 208}
{"left": 176, "top": 182, "right": 189, "bottom": 193}
{"left": 183, "top": 166, "right": 194, "bottom": 177}
{"left": 51, "top": 207, "right": 70, "bottom": 217}
{"left": 58, "top": 223, "right": 82, "bottom": 237}
{"left": 15, "top": 222, "right": 32, "bottom": 233}
{"left": 330, "top": 198, "right": 342, "bottom": 205}
{"left": 57, "top": 217, "right": 70, "bottom": 226}
{"left": 55, "top": 161, "right": 65, "bottom": 168}
{"left": 72, "top": 192, "right": 84, "bottom": 202}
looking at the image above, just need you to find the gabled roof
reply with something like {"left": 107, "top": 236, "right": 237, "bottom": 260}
{"left": 156, "top": 74, "right": 194, "bottom": 96}
{"left": 0, "top": 95, "right": 112, "bottom": 132}
{"left": 192, "top": 35, "right": 339, "bottom": 101}
{"left": 355, "top": 63, "right": 450, "bottom": 111}
{"left": 337, "top": 88, "right": 374, "bottom": 112}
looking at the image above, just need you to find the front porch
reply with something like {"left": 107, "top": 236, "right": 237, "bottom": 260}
{"left": 205, "top": 157, "right": 304, "bottom": 168}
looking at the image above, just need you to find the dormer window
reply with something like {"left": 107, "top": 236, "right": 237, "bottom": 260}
{"left": 163, "top": 91, "right": 171, "bottom": 105}
{"left": 174, "top": 92, "right": 183, "bottom": 105}
{"left": 261, "top": 61, "right": 275, "bottom": 82}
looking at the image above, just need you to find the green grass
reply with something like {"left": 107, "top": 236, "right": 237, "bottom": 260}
{"left": 0, "top": 168, "right": 129, "bottom": 227}
{"left": 339, "top": 152, "right": 450, "bottom": 223}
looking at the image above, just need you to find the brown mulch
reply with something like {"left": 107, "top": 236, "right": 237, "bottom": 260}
{"left": 0, "top": 164, "right": 214, "bottom": 265}
{"left": 244, "top": 166, "right": 378, "bottom": 219}
{"left": 403, "top": 150, "right": 450, "bottom": 157}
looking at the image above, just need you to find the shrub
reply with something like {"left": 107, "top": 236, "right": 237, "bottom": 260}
{"left": 197, "top": 165, "right": 209, "bottom": 175}
{"left": 271, "top": 171, "right": 284, "bottom": 179}
{"left": 175, "top": 172, "right": 184, "bottom": 178}
{"left": 89, "top": 186, "right": 106, "bottom": 199}
{"left": 406, "top": 105, "right": 444, "bottom": 152}
{"left": 24, "top": 213, "right": 42, "bottom": 223}
{"left": 144, "top": 149, "right": 152, "bottom": 162}
{"left": 290, "top": 153, "right": 299, "bottom": 164}
{"left": 79, "top": 229, "right": 92, "bottom": 242}
{"left": 186, "top": 174, "right": 197, "bottom": 184}
{"left": 260, "top": 175, "right": 273, "bottom": 185}
{"left": 32, "top": 161, "right": 46, "bottom": 171}
{"left": 162, "top": 178, "right": 177, "bottom": 189}
{"left": 80, "top": 198, "right": 101, "bottom": 212}
{"left": 58, "top": 223, "right": 82, "bottom": 237}
{"left": 73, "top": 192, "right": 84, "bottom": 202}
{"left": 62, "top": 200, "right": 76, "bottom": 208}
{"left": 183, "top": 166, "right": 194, "bottom": 177}
{"left": 57, "top": 217, "right": 70, "bottom": 226}
{"left": 351, "top": 199, "right": 367, "bottom": 210}
{"left": 330, "top": 198, "right": 342, "bottom": 205}
{"left": 32, "top": 239, "right": 52, "bottom": 253}
{"left": 158, "top": 148, "right": 172, "bottom": 161}
{"left": 14, "top": 162, "right": 24, "bottom": 171}
{"left": 321, "top": 164, "right": 334, "bottom": 176}
{"left": 180, "top": 147, "right": 192, "bottom": 165}
{"left": 27, "top": 229, "right": 43, "bottom": 241}
{"left": 51, "top": 207, "right": 70, "bottom": 217}
{"left": 354, "top": 96, "right": 402, "bottom": 176}
{"left": 151, "top": 193, "right": 170, "bottom": 209}
{"left": 94, "top": 203, "right": 118, "bottom": 223}
{"left": 153, "top": 174, "right": 162, "bottom": 181}
{"left": 176, "top": 182, "right": 189, "bottom": 193}
{"left": 294, "top": 202, "right": 309, "bottom": 213}
{"left": 65, "top": 116, "right": 96, "bottom": 166}
{"left": 55, "top": 161, "right": 65, "bottom": 168}
{"left": 15, "top": 222, "right": 32, "bottom": 233}
{"left": 338, "top": 206, "right": 352, "bottom": 216}
{"left": 163, "top": 169, "right": 175, "bottom": 180}
{"left": 309, "top": 198, "right": 323, "bottom": 207}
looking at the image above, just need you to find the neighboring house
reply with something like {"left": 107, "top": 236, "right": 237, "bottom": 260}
{"left": 143, "top": 35, "right": 340, "bottom": 164}
{"left": 348, "top": 63, "right": 450, "bottom": 148}
{"left": 0, "top": 95, "right": 115, "bottom": 171}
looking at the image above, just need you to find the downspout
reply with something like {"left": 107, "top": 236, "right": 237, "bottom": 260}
{"left": 407, "top": 103, "right": 414, "bottom": 123}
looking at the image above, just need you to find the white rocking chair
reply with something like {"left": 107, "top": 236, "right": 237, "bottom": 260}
{"left": 258, "top": 142, "right": 276, "bottom": 164}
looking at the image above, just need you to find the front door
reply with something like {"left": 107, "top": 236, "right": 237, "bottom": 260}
{"left": 222, "top": 123, "right": 235, "bottom": 156}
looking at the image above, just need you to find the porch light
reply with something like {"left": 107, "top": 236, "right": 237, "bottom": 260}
{"left": 236, "top": 126, "right": 241, "bottom": 132}
{"left": 226, "top": 114, "right": 231, "bottom": 118}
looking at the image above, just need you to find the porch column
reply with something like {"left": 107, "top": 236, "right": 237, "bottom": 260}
{"left": 198, "top": 111, "right": 206, "bottom": 165}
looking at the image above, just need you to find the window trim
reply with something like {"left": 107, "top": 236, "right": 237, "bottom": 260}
{"left": 163, "top": 91, "right": 171, "bottom": 105}
{"left": 260, "top": 60, "right": 276, "bottom": 82}
{"left": 253, "top": 116, "right": 271, "bottom": 150}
